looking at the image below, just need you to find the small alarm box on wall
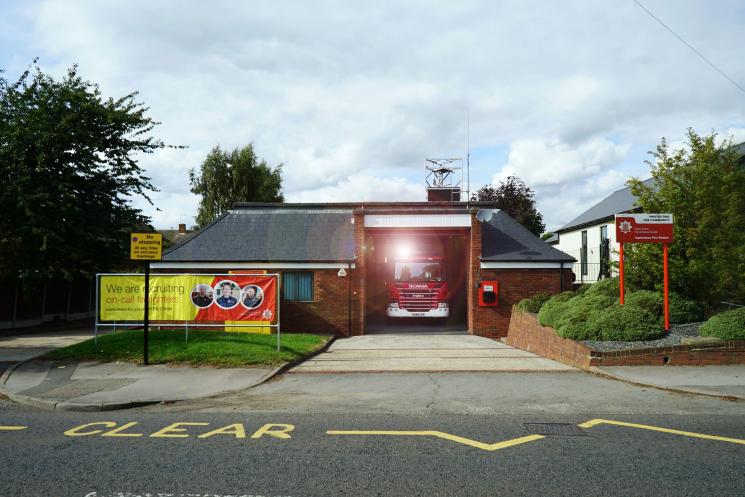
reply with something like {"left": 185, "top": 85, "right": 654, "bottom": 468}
{"left": 478, "top": 281, "right": 498, "bottom": 306}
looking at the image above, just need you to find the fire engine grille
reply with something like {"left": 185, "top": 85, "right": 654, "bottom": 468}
{"left": 398, "top": 288, "right": 438, "bottom": 312}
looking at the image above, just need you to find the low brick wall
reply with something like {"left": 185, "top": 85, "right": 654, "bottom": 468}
{"left": 506, "top": 308, "right": 745, "bottom": 368}
{"left": 505, "top": 308, "right": 594, "bottom": 368}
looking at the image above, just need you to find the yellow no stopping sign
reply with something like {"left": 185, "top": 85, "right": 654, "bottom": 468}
{"left": 130, "top": 232, "right": 163, "bottom": 260}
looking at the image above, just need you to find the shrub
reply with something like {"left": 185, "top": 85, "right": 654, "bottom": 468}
{"left": 700, "top": 307, "right": 745, "bottom": 340}
{"left": 537, "top": 291, "right": 576, "bottom": 328}
{"left": 584, "top": 277, "right": 620, "bottom": 299}
{"left": 669, "top": 292, "right": 705, "bottom": 324}
{"left": 625, "top": 290, "right": 663, "bottom": 317}
{"left": 515, "top": 293, "right": 551, "bottom": 314}
{"left": 554, "top": 294, "right": 610, "bottom": 340}
{"left": 593, "top": 304, "right": 664, "bottom": 341}
{"left": 623, "top": 290, "right": 703, "bottom": 324}
{"left": 575, "top": 283, "right": 593, "bottom": 295}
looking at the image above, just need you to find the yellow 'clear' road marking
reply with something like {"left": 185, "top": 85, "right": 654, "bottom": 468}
{"left": 578, "top": 419, "right": 745, "bottom": 445}
{"left": 326, "top": 430, "right": 544, "bottom": 451}
{"left": 0, "top": 425, "right": 27, "bottom": 431}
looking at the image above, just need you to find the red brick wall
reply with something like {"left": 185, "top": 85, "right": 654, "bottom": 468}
{"left": 353, "top": 212, "right": 366, "bottom": 336}
{"left": 281, "top": 269, "right": 360, "bottom": 335}
{"left": 506, "top": 307, "right": 593, "bottom": 368}
{"left": 507, "top": 308, "right": 745, "bottom": 368}
{"left": 469, "top": 267, "right": 573, "bottom": 338}
{"left": 468, "top": 210, "right": 573, "bottom": 338}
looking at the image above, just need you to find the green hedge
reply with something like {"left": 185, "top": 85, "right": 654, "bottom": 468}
{"left": 554, "top": 294, "right": 610, "bottom": 340}
{"left": 592, "top": 304, "right": 665, "bottom": 341}
{"left": 700, "top": 308, "right": 745, "bottom": 340}
{"left": 668, "top": 292, "right": 705, "bottom": 324}
{"left": 625, "top": 290, "right": 663, "bottom": 317}
{"left": 584, "top": 277, "right": 620, "bottom": 298}
{"left": 515, "top": 293, "right": 551, "bottom": 314}
{"left": 537, "top": 291, "right": 576, "bottom": 328}
{"left": 523, "top": 278, "right": 704, "bottom": 342}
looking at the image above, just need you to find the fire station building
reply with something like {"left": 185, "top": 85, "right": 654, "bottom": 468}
{"left": 155, "top": 201, "right": 575, "bottom": 339}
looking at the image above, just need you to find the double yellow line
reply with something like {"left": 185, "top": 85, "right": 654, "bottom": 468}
{"left": 0, "top": 425, "right": 28, "bottom": 431}
{"left": 328, "top": 418, "right": 745, "bottom": 451}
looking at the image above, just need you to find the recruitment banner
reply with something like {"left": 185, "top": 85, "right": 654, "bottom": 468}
{"left": 100, "top": 274, "right": 277, "bottom": 323}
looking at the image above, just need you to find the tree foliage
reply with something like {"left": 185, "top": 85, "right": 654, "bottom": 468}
{"left": 471, "top": 176, "right": 545, "bottom": 236}
{"left": 626, "top": 129, "right": 745, "bottom": 308}
{"left": 189, "top": 144, "right": 284, "bottom": 228}
{"left": 0, "top": 62, "right": 171, "bottom": 279}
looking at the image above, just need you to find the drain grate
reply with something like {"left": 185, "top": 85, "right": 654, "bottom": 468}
{"left": 524, "top": 423, "right": 587, "bottom": 436}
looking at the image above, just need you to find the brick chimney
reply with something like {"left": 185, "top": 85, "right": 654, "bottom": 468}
{"left": 178, "top": 223, "right": 186, "bottom": 233}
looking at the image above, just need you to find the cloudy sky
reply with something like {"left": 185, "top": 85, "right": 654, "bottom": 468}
{"left": 2, "top": 0, "right": 744, "bottom": 231}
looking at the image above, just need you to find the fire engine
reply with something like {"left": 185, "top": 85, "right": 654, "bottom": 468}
{"left": 386, "top": 256, "right": 449, "bottom": 319}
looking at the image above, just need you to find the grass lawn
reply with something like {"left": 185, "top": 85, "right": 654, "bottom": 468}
{"left": 42, "top": 330, "right": 330, "bottom": 368}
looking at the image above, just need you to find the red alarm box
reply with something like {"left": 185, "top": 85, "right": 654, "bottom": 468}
{"left": 478, "top": 281, "right": 498, "bottom": 306}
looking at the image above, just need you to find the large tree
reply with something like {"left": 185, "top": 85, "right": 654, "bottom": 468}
{"left": 189, "top": 144, "right": 284, "bottom": 228}
{"left": 626, "top": 129, "right": 745, "bottom": 308}
{"left": 471, "top": 176, "right": 545, "bottom": 236}
{"left": 0, "top": 62, "right": 170, "bottom": 279}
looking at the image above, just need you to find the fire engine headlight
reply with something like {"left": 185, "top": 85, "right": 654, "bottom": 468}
{"left": 389, "top": 303, "right": 399, "bottom": 308}
{"left": 438, "top": 303, "right": 448, "bottom": 308}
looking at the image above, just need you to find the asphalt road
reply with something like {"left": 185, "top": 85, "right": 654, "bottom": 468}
{"left": 2, "top": 371, "right": 744, "bottom": 497}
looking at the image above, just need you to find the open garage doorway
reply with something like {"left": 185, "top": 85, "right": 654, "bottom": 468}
{"left": 365, "top": 230, "right": 468, "bottom": 334}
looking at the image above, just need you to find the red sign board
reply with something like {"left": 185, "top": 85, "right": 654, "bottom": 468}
{"left": 615, "top": 213, "right": 673, "bottom": 243}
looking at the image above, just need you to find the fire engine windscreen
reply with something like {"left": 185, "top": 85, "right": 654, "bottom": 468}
{"left": 394, "top": 262, "right": 444, "bottom": 282}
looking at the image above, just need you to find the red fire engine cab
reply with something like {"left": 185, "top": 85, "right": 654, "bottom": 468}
{"left": 386, "top": 256, "right": 449, "bottom": 319}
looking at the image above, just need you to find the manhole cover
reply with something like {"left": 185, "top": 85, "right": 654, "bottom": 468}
{"left": 524, "top": 423, "right": 587, "bottom": 436}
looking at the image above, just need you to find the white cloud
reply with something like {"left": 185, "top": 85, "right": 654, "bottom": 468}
{"left": 6, "top": 0, "right": 743, "bottom": 229}
{"left": 287, "top": 175, "right": 424, "bottom": 203}
{"left": 493, "top": 137, "right": 631, "bottom": 187}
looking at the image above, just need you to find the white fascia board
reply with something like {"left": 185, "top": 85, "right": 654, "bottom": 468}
{"left": 364, "top": 214, "right": 471, "bottom": 228}
{"left": 480, "top": 261, "right": 565, "bottom": 269}
{"left": 152, "top": 262, "right": 355, "bottom": 269}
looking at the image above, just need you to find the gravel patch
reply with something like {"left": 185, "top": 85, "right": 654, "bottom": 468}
{"left": 583, "top": 322, "right": 705, "bottom": 352}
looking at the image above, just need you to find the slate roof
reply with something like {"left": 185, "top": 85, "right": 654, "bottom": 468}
{"left": 556, "top": 178, "right": 656, "bottom": 233}
{"left": 481, "top": 211, "right": 575, "bottom": 262}
{"left": 163, "top": 208, "right": 356, "bottom": 262}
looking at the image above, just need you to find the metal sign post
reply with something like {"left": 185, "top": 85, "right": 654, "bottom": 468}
{"left": 130, "top": 232, "right": 163, "bottom": 365}
{"left": 663, "top": 243, "right": 669, "bottom": 331}
{"left": 143, "top": 261, "right": 150, "bottom": 365}
{"left": 615, "top": 213, "right": 674, "bottom": 331}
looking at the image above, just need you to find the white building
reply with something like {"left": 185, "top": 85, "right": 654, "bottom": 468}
{"left": 549, "top": 178, "right": 655, "bottom": 283}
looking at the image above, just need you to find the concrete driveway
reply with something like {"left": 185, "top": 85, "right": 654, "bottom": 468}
{"left": 291, "top": 334, "right": 574, "bottom": 373}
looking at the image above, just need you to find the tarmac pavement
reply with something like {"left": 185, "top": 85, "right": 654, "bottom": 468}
{"left": 596, "top": 365, "right": 745, "bottom": 399}
{"left": 1, "top": 360, "right": 274, "bottom": 410}
{"left": 0, "top": 328, "right": 99, "bottom": 370}
{"left": 0, "top": 328, "right": 276, "bottom": 410}
{"left": 2, "top": 330, "right": 745, "bottom": 411}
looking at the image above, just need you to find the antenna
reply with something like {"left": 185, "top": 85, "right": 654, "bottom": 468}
{"left": 476, "top": 209, "right": 493, "bottom": 223}
{"left": 466, "top": 107, "right": 470, "bottom": 206}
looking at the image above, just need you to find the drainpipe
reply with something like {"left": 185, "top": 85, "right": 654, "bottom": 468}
{"left": 559, "top": 262, "right": 564, "bottom": 292}
{"left": 348, "top": 264, "right": 352, "bottom": 336}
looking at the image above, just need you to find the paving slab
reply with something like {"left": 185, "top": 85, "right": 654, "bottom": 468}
{"left": 292, "top": 356, "right": 575, "bottom": 372}
{"left": 597, "top": 365, "right": 745, "bottom": 398}
{"left": 291, "top": 334, "right": 575, "bottom": 373}
{"left": 311, "top": 348, "right": 540, "bottom": 360}
{"left": 329, "top": 334, "right": 512, "bottom": 350}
